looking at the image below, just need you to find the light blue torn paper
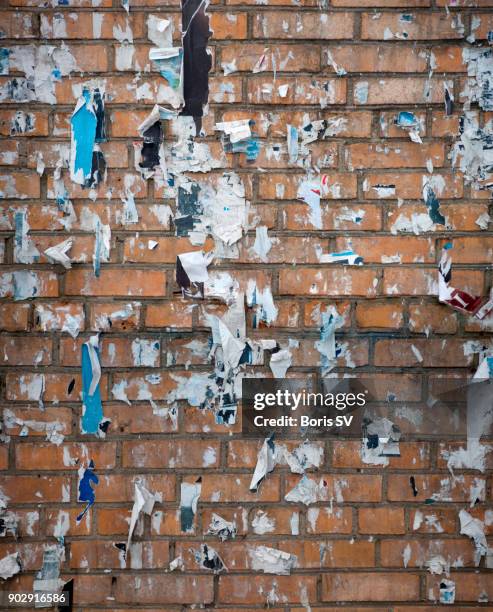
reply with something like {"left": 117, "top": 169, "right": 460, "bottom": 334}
{"left": 70, "top": 89, "right": 97, "bottom": 185}
{"left": 81, "top": 335, "right": 105, "bottom": 435}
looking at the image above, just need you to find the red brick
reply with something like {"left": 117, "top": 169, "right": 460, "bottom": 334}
{"left": 361, "top": 12, "right": 463, "bottom": 40}
{"left": 322, "top": 572, "right": 420, "bottom": 601}
{"left": 253, "top": 12, "right": 354, "bottom": 39}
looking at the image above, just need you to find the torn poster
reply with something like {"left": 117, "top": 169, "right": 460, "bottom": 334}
{"left": 207, "top": 513, "right": 237, "bottom": 541}
{"left": 319, "top": 250, "right": 364, "bottom": 265}
{"left": 181, "top": 0, "right": 212, "bottom": 129}
{"left": 249, "top": 436, "right": 276, "bottom": 492}
{"left": 216, "top": 119, "right": 260, "bottom": 161}
{"left": 462, "top": 47, "right": 493, "bottom": 111}
{"left": 136, "top": 113, "right": 164, "bottom": 178}
{"left": 439, "top": 578, "right": 455, "bottom": 605}
{"left": 180, "top": 479, "right": 201, "bottom": 532}
{"left": 395, "top": 111, "right": 422, "bottom": 143}
{"left": 249, "top": 437, "right": 324, "bottom": 492}
{"left": 284, "top": 475, "right": 327, "bottom": 506}
{"left": 81, "top": 335, "right": 107, "bottom": 436}
{"left": 459, "top": 509, "right": 488, "bottom": 566}
{"left": 0, "top": 552, "right": 21, "bottom": 580}
{"left": 252, "top": 226, "right": 272, "bottom": 262}
{"left": 269, "top": 348, "right": 292, "bottom": 378}
{"left": 451, "top": 112, "right": 493, "bottom": 191}
{"left": 70, "top": 88, "right": 106, "bottom": 187}
{"left": 192, "top": 544, "right": 226, "bottom": 572}
{"left": 93, "top": 217, "right": 111, "bottom": 278}
{"left": 0, "top": 48, "right": 9, "bottom": 75}
{"left": 135, "top": 105, "right": 175, "bottom": 180}
{"left": 149, "top": 47, "right": 184, "bottom": 109}
{"left": 248, "top": 546, "right": 297, "bottom": 575}
{"left": 446, "top": 375, "right": 493, "bottom": 473}
{"left": 0, "top": 510, "right": 18, "bottom": 538}
{"left": 33, "top": 546, "right": 65, "bottom": 608}
{"left": 423, "top": 183, "right": 445, "bottom": 226}
{"left": 216, "top": 120, "right": 251, "bottom": 143}
{"left": 444, "top": 84, "right": 454, "bottom": 115}
{"left": 438, "top": 244, "right": 493, "bottom": 319}
{"left": 44, "top": 238, "right": 73, "bottom": 269}
{"left": 126, "top": 480, "right": 160, "bottom": 554}
{"left": 297, "top": 178, "right": 322, "bottom": 229}
{"left": 169, "top": 555, "right": 184, "bottom": 571}
{"left": 362, "top": 417, "right": 401, "bottom": 466}
{"left": 14, "top": 210, "right": 40, "bottom": 264}
{"left": 287, "top": 124, "right": 298, "bottom": 163}
{"left": 76, "top": 460, "right": 98, "bottom": 523}
{"left": 176, "top": 250, "right": 213, "bottom": 297}
{"left": 315, "top": 306, "right": 343, "bottom": 374}
{"left": 247, "top": 280, "right": 278, "bottom": 327}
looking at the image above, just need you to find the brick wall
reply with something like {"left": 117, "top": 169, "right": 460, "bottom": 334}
{"left": 0, "top": 0, "right": 492, "bottom": 609}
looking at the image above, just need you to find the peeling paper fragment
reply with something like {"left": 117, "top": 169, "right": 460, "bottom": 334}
{"left": 169, "top": 555, "right": 184, "bottom": 571}
{"left": 362, "top": 417, "right": 401, "bottom": 466}
{"left": 70, "top": 88, "right": 106, "bottom": 187}
{"left": 3, "top": 408, "right": 65, "bottom": 445}
{"left": 216, "top": 120, "right": 251, "bottom": 143}
{"left": 0, "top": 552, "right": 21, "bottom": 580}
{"left": 438, "top": 245, "right": 493, "bottom": 319}
{"left": 459, "top": 509, "right": 488, "bottom": 566}
{"left": 192, "top": 544, "right": 226, "bottom": 572}
{"left": 297, "top": 178, "right": 322, "bottom": 229}
{"left": 252, "top": 226, "right": 272, "bottom": 262}
{"left": 423, "top": 182, "right": 445, "bottom": 226}
{"left": 319, "top": 249, "right": 364, "bottom": 266}
{"left": 14, "top": 210, "right": 40, "bottom": 264}
{"left": 440, "top": 578, "right": 455, "bottom": 605}
{"left": 285, "top": 475, "right": 327, "bottom": 506}
{"left": 395, "top": 111, "right": 422, "bottom": 143}
{"left": 269, "top": 348, "right": 292, "bottom": 378}
{"left": 451, "top": 112, "right": 493, "bottom": 190}
{"left": 176, "top": 250, "right": 213, "bottom": 297}
{"left": 180, "top": 479, "right": 201, "bottom": 532}
{"left": 33, "top": 546, "right": 65, "bottom": 607}
{"left": 149, "top": 46, "right": 184, "bottom": 109}
{"left": 249, "top": 436, "right": 276, "bottom": 492}
{"left": 76, "top": 460, "right": 98, "bottom": 523}
{"left": 287, "top": 124, "right": 298, "bottom": 163}
{"left": 315, "top": 305, "right": 343, "bottom": 375}
{"left": 0, "top": 510, "right": 18, "bottom": 538}
{"left": 462, "top": 48, "right": 493, "bottom": 112}
{"left": 44, "top": 238, "right": 73, "bottom": 269}
{"left": 446, "top": 375, "right": 493, "bottom": 473}
{"left": 248, "top": 546, "right": 297, "bottom": 575}
{"left": 81, "top": 335, "right": 107, "bottom": 436}
{"left": 247, "top": 280, "right": 278, "bottom": 327}
{"left": 207, "top": 513, "right": 237, "bottom": 541}
{"left": 181, "top": 0, "right": 211, "bottom": 129}
{"left": 126, "top": 480, "right": 159, "bottom": 554}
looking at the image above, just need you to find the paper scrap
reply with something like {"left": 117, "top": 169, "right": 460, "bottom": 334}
{"left": 126, "top": 480, "right": 160, "bottom": 553}
{"left": 33, "top": 546, "right": 65, "bottom": 608}
{"left": 438, "top": 244, "right": 493, "bottom": 319}
{"left": 269, "top": 348, "right": 292, "bottom": 378}
{"left": 44, "top": 238, "right": 73, "bottom": 269}
{"left": 0, "top": 552, "right": 21, "bottom": 580}
{"left": 180, "top": 479, "right": 201, "bottom": 532}
{"left": 192, "top": 544, "right": 226, "bottom": 572}
{"left": 81, "top": 335, "right": 106, "bottom": 435}
{"left": 248, "top": 546, "right": 297, "bottom": 575}
{"left": 76, "top": 460, "right": 98, "bottom": 522}
{"left": 207, "top": 513, "right": 237, "bottom": 541}
{"left": 459, "top": 509, "right": 488, "bottom": 566}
